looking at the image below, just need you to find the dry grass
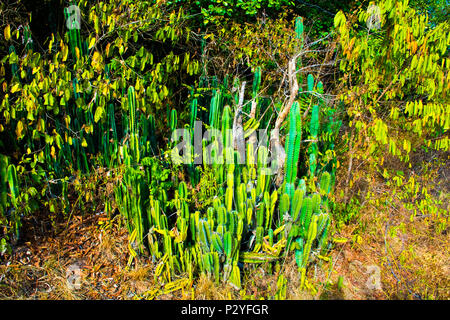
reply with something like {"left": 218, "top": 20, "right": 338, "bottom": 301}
{"left": 2, "top": 194, "right": 447, "bottom": 300}
{"left": 324, "top": 149, "right": 450, "bottom": 300}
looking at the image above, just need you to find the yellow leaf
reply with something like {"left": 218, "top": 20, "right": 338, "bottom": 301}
{"left": 91, "top": 51, "right": 101, "bottom": 70}
{"left": 94, "top": 106, "right": 104, "bottom": 123}
{"left": 4, "top": 25, "right": 11, "bottom": 41}
{"left": 11, "top": 83, "right": 20, "bottom": 93}
{"left": 102, "top": 84, "right": 108, "bottom": 96}
{"left": 62, "top": 44, "right": 68, "bottom": 62}
{"left": 105, "top": 43, "right": 111, "bottom": 57}
{"left": 93, "top": 51, "right": 100, "bottom": 62}
{"left": 333, "top": 237, "right": 348, "bottom": 243}
{"left": 81, "top": 138, "right": 88, "bottom": 147}
{"left": 48, "top": 34, "right": 54, "bottom": 54}
{"left": 16, "top": 120, "right": 24, "bottom": 138}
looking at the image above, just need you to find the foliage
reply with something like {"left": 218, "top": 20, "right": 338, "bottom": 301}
{"left": 335, "top": 0, "right": 449, "bottom": 166}
{"left": 0, "top": 0, "right": 200, "bottom": 243}
{"left": 1, "top": 0, "right": 447, "bottom": 300}
{"left": 215, "top": 14, "right": 300, "bottom": 73}
{"left": 376, "top": 158, "right": 448, "bottom": 234}
{"left": 172, "top": 0, "right": 294, "bottom": 24}
{"left": 409, "top": 0, "right": 450, "bottom": 26}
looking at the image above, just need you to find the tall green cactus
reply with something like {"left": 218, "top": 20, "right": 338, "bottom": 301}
{"left": 0, "top": 155, "right": 8, "bottom": 217}
{"left": 222, "top": 105, "right": 233, "bottom": 151}
{"left": 128, "top": 86, "right": 140, "bottom": 163}
{"left": 309, "top": 103, "right": 320, "bottom": 178}
{"left": 295, "top": 17, "right": 304, "bottom": 41}
{"left": 190, "top": 97, "right": 198, "bottom": 129}
{"left": 209, "top": 90, "right": 221, "bottom": 129}
{"left": 6, "top": 164, "right": 20, "bottom": 238}
{"left": 170, "top": 108, "right": 177, "bottom": 133}
{"left": 63, "top": 6, "right": 84, "bottom": 60}
{"left": 284, "top": 101, "right": 302, "bottom": 198}
{"left": 295, "top": 17, "right": 304, "bottom": 84}
{"left": 252, "top": 67, "right": 261, "bottom": 98}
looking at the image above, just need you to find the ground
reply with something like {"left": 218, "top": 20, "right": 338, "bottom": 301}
{"left": 1, "top": 155, "right": 448, "bottom": 300}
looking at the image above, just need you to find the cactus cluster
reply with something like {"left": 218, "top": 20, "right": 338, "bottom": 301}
{"left": 110, "top": 16, "right": 339, "bottom": 288}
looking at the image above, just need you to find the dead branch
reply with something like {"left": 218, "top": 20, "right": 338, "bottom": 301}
{"left": 271, "top": 56, "right": 299, "bottom": 186}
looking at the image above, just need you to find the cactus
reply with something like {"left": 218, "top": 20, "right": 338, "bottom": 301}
{"left": 280, "top": 193, "right": 290, "bottom": 217}
{"left": 295, "top": 17, "right": 304, "bottom": 40}
{"left": 295, "top": 17, "right": 304, "bottom": 83}
{"left": 0, "top": 155, "right": 8, "bottom": 217}
{"left": 7, "top": 164, "right": 20, "bottom": 238}
{"left": 312, "top": 193, "right": 321, "bottom": 214}
{"left": 128, "top": 86, "right": 140, "bottom": 163}
{"left": 303, "top": 215, "right": 318, "bottom": 265}
{"left": 291, "top": 188, "right": 304, "bottom": 222}
{"left": 268, "top": 191, "right": 277, "bottom": 227}
{"left": 222, "top": 105, "right": 233, "bottom": 151}
{"left": 170, "top": 109, "right": 177, "bottom": 133}
{"left": 320, "top": 171, "right": 331, "bottom": 195}
{"left": 301, "top": 197, "right": 313, "bottom": 233}
{"left": 284, "top": 101, "right": 302, "bottom": 198}
{"left": 190, "top": 97, "right": 198, "bottom": 129}
{"left": 252, "top": 67, "right": 261, "bottom": 98}
{"left": 209, "top": 90, "right": 221, "bottom": 129}
{"left": 0, "top": 156, "right": 20, "bottom": 240}
{"left": 275, "top": 274, "right": 287, "bottom": 300}
{"left": 309, "top": 104, "right": 320, "bottom": 178}
{"left": 63, "top": 6, "right": 84, "bottom": 60}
